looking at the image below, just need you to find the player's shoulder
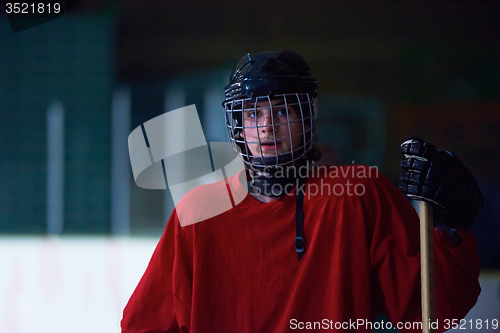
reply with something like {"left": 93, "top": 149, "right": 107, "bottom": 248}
{"left": 174, "top": 171, "right": 248, "bottom": 227}
{"left": 309, "top": 164, "right": 402, "bottom": 199}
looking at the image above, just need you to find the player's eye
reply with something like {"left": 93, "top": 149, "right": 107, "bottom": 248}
{"left": 276, "top": 109, "right": 287, "bottom": 116}
{"left": 246, "top": 111, "right": 257, "bottom": 119}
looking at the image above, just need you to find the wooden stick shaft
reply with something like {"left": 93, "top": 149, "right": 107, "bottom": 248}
{"left": 420, "top": 201, "right": 436, "bottom": 333}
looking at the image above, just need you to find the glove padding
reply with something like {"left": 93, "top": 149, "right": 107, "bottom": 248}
{"left": 399, "top": 137, "right": 484, "bottom": 229}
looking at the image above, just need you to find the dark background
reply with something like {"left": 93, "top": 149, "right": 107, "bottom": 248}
{"left": 0, "top": 1, "right": 498, "bottom": 269}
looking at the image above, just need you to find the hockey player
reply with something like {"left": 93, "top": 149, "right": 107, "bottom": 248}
{"left": 121, "top": 50, "right": 484, "bottom": 332}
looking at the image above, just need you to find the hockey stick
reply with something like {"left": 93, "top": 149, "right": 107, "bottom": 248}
{"left": 419, "top": 201, "right": 435, "bottom": 333}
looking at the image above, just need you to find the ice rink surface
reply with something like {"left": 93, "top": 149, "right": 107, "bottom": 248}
{"left": 0, "top": 237, "right": 498, "bottom": 333}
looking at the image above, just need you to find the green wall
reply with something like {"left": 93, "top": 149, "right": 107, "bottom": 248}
{"left": 0, "top": 14, "right": 115, "bottom": 233}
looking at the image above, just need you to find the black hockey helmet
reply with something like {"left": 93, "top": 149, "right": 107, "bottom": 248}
{"left": 223, "top": 50, "right": 317, "bottom": 103}
{"left": 223, "top": 50, "right": 320, "bottom": 170}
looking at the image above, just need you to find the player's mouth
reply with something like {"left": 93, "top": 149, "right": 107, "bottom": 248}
{"left": 260, "top": 141, "right": 282, "bottom": 151}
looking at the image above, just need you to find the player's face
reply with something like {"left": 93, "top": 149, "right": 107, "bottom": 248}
{"left": 242, "top": 98, "right": 304, "bottom": 157}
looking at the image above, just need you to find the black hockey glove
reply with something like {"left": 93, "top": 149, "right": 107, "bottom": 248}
{"left": 399, "top": 137, "right": 484, "bottom": 229}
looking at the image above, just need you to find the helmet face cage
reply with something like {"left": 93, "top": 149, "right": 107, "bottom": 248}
{"left": 224, "top": 93, "right": 316, "bottom": 171}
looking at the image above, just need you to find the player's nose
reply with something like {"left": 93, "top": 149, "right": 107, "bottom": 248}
{"left": 258, "top": 110, "right": 276, "bottom": 132}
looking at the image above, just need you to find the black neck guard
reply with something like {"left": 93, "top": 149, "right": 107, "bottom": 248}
{"left": 247, "top": 163, "right": 309, "bottom": 261}
{"left": 247, "top": 160, "right": 311, "bottom": 197}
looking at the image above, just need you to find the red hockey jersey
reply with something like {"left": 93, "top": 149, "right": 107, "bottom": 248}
{"left": 121, "top": 166, "right": 480, "bottom": 332}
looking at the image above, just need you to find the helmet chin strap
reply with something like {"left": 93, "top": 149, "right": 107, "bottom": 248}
{"left": 249, "top": 152, "right": 294, "bottom": 172}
